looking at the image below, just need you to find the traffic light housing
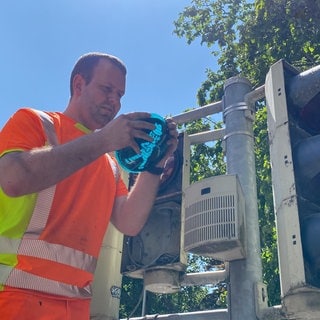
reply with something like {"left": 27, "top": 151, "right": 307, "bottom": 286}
{"left": 287, "top": 62, "right": 320, "bottom": 288}
{"left": 266, "top": 60, "right": 320, "bottom": 293}
{"left": 120, "top": 133, "right": 187, "bottom": 293}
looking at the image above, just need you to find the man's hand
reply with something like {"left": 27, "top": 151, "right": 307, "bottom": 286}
{"left": 156, "top": 118, "right": 179, "bottom": 168}
{"left": 99, "top": 112, "right": 157, "bottom": 154}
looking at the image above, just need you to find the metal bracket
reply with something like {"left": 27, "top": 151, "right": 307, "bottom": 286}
{"left": 254, "top": 282, "right": 269, "bottom": 319}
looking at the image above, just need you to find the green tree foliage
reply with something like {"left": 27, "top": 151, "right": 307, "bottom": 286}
{"left": 119, "top": 277, "right": 144, "bottom": 318}
{"left": 173, "top": 0, "right": 320, "bottom": 308}
{"left": 174, "top": 0, "right": 320, "bottom": 93}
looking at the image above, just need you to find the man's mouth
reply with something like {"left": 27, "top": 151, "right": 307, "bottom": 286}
{"left": 100, "top": 105, "right": 114, "bottom": 114}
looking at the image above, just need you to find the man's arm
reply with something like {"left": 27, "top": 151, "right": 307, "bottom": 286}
{"left": 110, "top": 172, "right": 162, "bottom": 236}
{"left": 0, "top": 132, "right": 106, "bottom": 196}
{"left": 111, "top": 118, "right": 178, "bottom": 236}
{"left": 0, "top": 112, "right": 154, "bottom": 197}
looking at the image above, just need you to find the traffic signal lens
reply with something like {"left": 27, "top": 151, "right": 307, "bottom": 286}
{"left": 115, "top": 113, "right": 168, "bottom": 173}
{"left": 301, "top": 214, "right": 320, "bottom": 287}
{"left": 299, "top": 91, "right": 320, "bottom": 134}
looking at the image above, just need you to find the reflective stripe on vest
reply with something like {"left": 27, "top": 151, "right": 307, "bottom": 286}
{"left": 0, "top": 237, "right": 96, "bottom": 273}
{"left": 6, "top": 269, "right": 92, "bottom": 298}
{"left": 25, "top": 185, "right": 56, "bottom": 239}
{"left": 0, "top": 110, "right": 103, "bottom": 298}
{"left": 0, "top": 236, "right": 95, "bottom": 298}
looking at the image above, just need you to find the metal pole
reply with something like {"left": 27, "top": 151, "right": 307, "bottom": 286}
{"left": 90, "top": 223, "right": 123, "bottom": 320}
{"left": 223, "top": 76, "right": 263, "bottom": 320}
{"left": 172, "top": 101, "right": 222, "bottom": 125}
{"left": 141, "top": 288, "right": 147, "bottom": 316}
{"left": 180, "top": 270, "right": 227, "bottom": 287}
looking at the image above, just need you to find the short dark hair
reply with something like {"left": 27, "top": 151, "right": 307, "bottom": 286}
{"left": 69, "top": 52, "right": 127, "bottom": 96}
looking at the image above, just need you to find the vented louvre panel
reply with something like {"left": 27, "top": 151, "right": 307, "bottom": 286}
{"left": 184, "top": 175, "right": 245, "bottom": 261}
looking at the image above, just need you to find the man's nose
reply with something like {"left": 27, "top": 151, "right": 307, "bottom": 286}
{"left": 107, "top": 94, "right": 120, "bottom": 109}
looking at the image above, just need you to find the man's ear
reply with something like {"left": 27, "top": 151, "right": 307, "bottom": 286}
{"left": 73, "top": 74, "right": 85, "bottom": 96}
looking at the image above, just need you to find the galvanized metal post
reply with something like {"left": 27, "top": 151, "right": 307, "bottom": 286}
{"left": 90, "top": 223, "right": 123, "bottom": 320}
{"left": 223, "top": 77, "right": 263, "bottom": 320}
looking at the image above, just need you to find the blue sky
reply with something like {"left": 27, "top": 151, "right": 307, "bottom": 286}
{"left": 0, "top": 1, "right": 217, "bottom": 129}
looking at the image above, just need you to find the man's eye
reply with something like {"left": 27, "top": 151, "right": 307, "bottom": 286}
{"left": 101, "top": 86, "right": 111, "bottom": 93}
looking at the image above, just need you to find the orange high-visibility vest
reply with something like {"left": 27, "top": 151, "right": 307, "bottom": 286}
{"left": 0, "top": 108, "right": 127, "bottom": 298}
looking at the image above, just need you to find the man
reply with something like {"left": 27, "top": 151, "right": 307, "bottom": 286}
{"left": 0, "top": 52, "right": 178, "bottom": 319}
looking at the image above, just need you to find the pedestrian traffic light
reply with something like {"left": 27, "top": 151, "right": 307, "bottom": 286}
{"left": 120, "top": 133, "right": 188, "bottom": 293}
{"left": 265, "top": 59, "right": 320, "bottom": 295}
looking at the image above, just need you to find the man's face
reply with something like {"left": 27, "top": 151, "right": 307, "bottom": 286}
{"left": 75, "top": 59, "right": 126, "bottom": 130}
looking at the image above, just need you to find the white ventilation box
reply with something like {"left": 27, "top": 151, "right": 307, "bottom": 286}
{"left": 184, "top": 174, "right": 246, "bottom": 261}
